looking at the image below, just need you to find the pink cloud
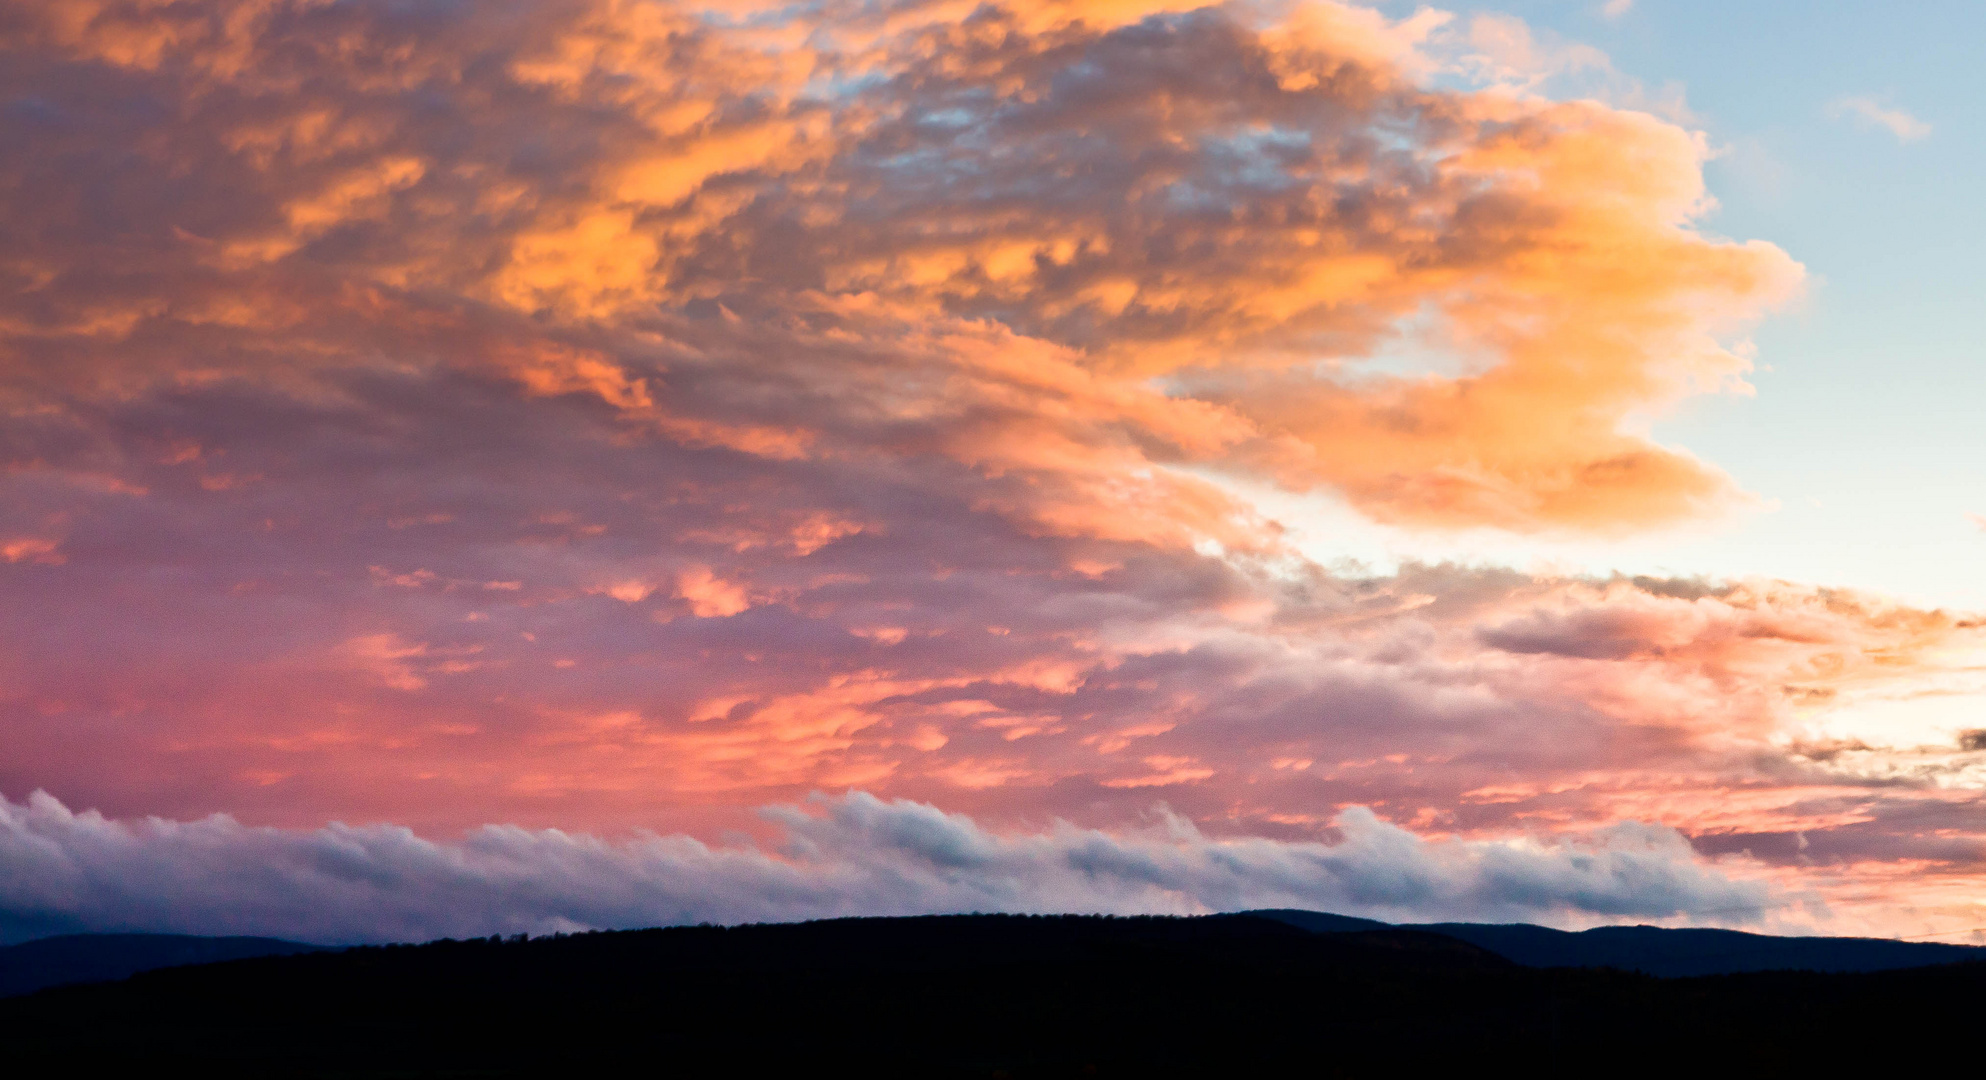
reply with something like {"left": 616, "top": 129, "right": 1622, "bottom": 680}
{"left": 0, "top": 0, "right": 1975, "bottom": 935}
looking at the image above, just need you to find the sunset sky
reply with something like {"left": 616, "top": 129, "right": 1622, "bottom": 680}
{"left": 2, "top": 0, "right": 1982, "bottom": 945}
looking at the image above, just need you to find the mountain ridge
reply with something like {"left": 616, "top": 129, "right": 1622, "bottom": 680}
{"left": 0, "top": 933, "right": 333, "bottom": 998}
{"left": 1244, "top": 908, "right": 1986, "bottom": 976}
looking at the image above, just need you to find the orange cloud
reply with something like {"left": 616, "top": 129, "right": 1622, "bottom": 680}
{"left": 5, "top": 0, "right": 1799, "bottom": 536}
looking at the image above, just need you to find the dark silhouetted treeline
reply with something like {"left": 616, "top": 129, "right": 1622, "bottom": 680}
{"left": 3, "top": 913, "right": 1981, "bottom": 1076}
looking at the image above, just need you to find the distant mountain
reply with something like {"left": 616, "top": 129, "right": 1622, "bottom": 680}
{"left": 0, "top": 933, "right": 333, "bottom": 997}
{"left": 1245, "top": 909, "right": 1986, "bottom": 976}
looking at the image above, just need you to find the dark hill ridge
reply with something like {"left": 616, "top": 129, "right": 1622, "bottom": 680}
{"left": 1245, "top": 909, "right": 1986, "bottom": 976}
{"left": 0, "top": 933, "right": 332, "bottom": 998}
{"left": 1415, "top": 922, "right": 1985, "bottom": 977}
{"left": 4, "top": 914, "right": 1986, "bottom": 1076}
{"left": 5, "top": 909, "right": 1976, "bottom": 1001}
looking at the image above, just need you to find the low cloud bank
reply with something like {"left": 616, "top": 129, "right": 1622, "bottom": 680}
{"left": 0, "top": 790, "right": 1772, "bottom": 945}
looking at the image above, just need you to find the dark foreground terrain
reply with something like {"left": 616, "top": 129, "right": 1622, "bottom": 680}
{"left": 4, "top": 913, "right": 1983, "bottom": 1076}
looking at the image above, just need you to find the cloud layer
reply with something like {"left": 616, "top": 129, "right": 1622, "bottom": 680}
{"left": 0, "top": 0, "right": 1980, "bottom": 937}
{"left": 0, "top": 789, "right": 1771, "bottom": 944}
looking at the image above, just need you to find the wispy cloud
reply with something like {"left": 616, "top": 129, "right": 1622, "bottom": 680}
{"left": 1601, "top": 0, "right": 1634, "bottom": 18}
{"left": 1829, "top": 96, "right": 1932, "bottom": 142}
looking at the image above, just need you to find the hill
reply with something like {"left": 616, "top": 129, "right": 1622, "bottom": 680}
{"left": 3, "top": 913, "right": 1983, "bottom": 1076}
{"left": 1245, "top": 909, "right": 1986, "bottom": 975}
{"left": 0, "top": 933, "right": 332, "bottom": 997}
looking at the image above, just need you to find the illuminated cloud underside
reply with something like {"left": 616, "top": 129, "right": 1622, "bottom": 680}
{"left": 0, "top": 0, "right": 1980, "bottom": 937}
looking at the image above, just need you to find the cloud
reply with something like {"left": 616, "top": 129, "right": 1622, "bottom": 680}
{"left": 1601, "top": 0, "right": 1634, "bottom": 18}
{"left": 1828, "top": 97, "right": 1932, "bottom": 142}
{"left": 0, "top": 789, "right": 1774, "bottom": 945}
{"left": 0, "top": 0, "right": 1800, "bottom": 534}
{"left": 0, "top": 0, "right": 1976, "bottom": 936}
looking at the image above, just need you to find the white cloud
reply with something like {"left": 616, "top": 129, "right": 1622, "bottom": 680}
{"left": 1422, "top": 11, "right": 1690, "bottom": 121}
{"left": 1447, "top": 13, "right": 1614, "bottom": 93}
{"left": 0, "top": 789, "right": 1777, "bottom": 945}
{"left": 1828, "top": 97, "right": 1932, "bottom": 142}
{"left": 1601, "top": 0, "right": 1634, "bottom": 18}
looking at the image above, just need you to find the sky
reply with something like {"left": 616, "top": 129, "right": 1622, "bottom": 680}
{"left": 1, "top": 0, "right": 1981, "bottom": 945}
{"left": 1308, "top": 0, "right": 1986, "bottom": 611}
